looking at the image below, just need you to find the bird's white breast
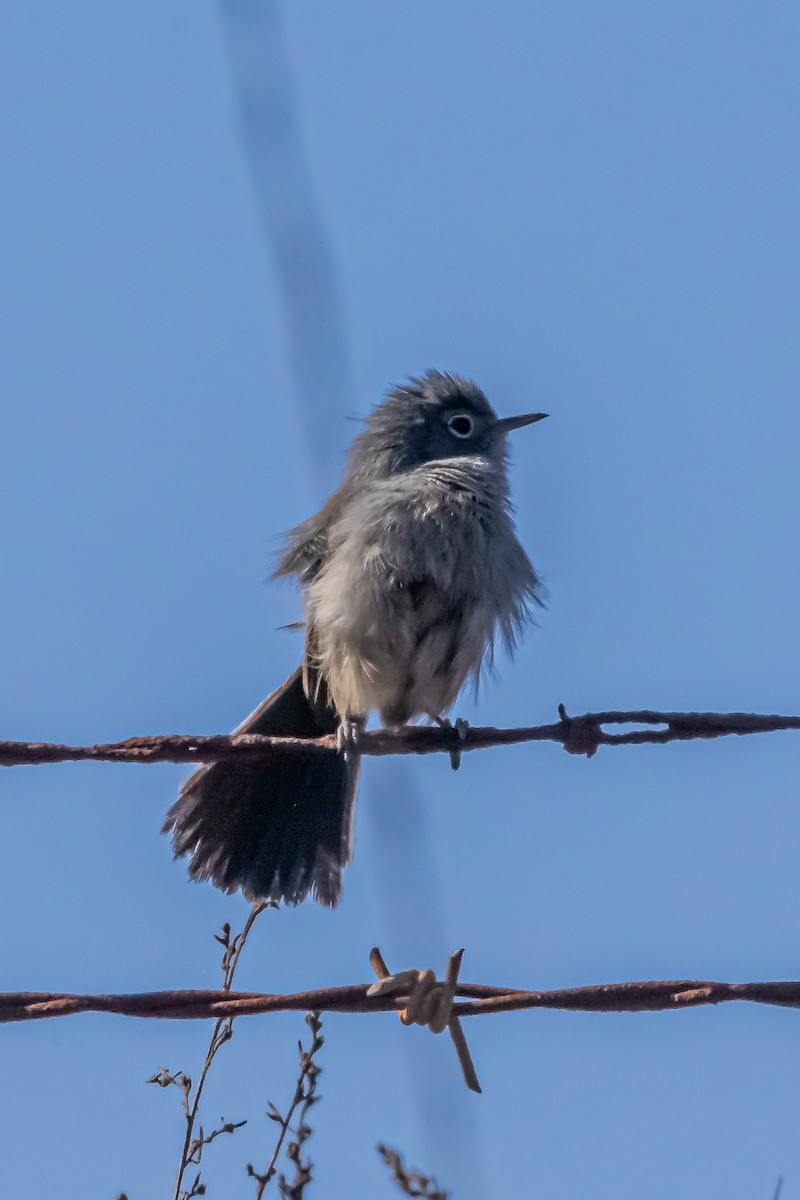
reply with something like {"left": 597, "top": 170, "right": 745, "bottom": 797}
{"left": 305, "top": 457, "right": 536, "bottom": 724}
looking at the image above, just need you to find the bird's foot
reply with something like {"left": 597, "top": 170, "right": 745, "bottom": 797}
{"left": 431, "top": 715, "right": 470, "bottom": 771}
{"left": 337, "top": 713, "right": 366, "bottom": 762}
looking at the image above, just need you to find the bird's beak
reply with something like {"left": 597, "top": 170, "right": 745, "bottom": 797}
{"left": 497, "top": 412, "right": 548, "bottom": 433}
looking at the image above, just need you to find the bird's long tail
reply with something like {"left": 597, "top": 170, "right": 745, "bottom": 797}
{"left": 163, "top": 668, "right": 357, "bottom": 906}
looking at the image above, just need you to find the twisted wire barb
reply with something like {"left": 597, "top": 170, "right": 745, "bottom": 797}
{"left": 4, "top": 977, "right": 800, "bottom": 1024}
{"left": 1, "top": 708, "right": 799, "bottom": 767}
{"left": 368, "top": 947, "right": 482, "bottom": 1094}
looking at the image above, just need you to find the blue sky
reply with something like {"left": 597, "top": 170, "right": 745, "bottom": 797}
{"left": 1, "top": 1, "right": 800, "bottom": 1196}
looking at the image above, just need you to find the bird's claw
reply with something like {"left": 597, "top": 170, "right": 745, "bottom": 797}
{"left": 433, "top": 716, "right": 470, "bottom": 771}
{"left": 337, "top": 714, "right": 366, "bottom": 762}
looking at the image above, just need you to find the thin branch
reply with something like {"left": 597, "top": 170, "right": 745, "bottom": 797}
{"left": 7, "top": 976, "right": 800, "bottom": 1023}
{"left": 377, "top": 1145, "right": 448, "bottom": 1200}
{"left": 2, "top": 707, "right": 800, "bottom": 767}
{"left": 149, "top": 903, "right": 269, "bottom": 1200}
{"left": 247, "top": 1013, "right": 324, "bottom": 1199}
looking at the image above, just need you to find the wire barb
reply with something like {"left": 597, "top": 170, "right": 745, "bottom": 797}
{"left": 368, "top": 947, "right": 482, "bottom": 1094}
{"left": 558, "top": 704, "right": 602, "bottom": 757}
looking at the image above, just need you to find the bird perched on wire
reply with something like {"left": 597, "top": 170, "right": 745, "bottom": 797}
{"left": 164, "top": 371, "right": 547, "bottom": 906}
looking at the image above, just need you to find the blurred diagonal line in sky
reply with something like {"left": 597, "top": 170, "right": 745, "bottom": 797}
{"left": 215, "top": 2, "right": 486, "bottom": 1186}
{"left": 217, "top": 0, "right": 353, "bottom": 482}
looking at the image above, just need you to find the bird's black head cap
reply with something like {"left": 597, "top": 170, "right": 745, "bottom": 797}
{"left": 348, "top": 370, "right": 507, "bottom": 479}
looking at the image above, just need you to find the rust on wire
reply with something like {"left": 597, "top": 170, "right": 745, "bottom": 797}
{"left": 1, "top": 707, "right": 800, "bottom": 768}
{"left": 3, "top": 977, "right": 800, "bottom": 1026}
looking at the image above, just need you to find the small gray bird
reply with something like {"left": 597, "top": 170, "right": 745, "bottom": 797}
{"left": 164, "top": 371, "right": 546, "bottom": 906}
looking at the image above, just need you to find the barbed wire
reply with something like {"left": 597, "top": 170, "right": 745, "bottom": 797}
{"left": 1, "top": 706, "right": 799, "bottom": 768}
{"left": 5, "top": 974, "right": 800, "bottom": 1024}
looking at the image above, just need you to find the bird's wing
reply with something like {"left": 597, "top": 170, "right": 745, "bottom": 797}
{"left": 274, "top": 483, "right": 357, "bottom": 719}
{"left": 274, "top": 480, "right": 353, "bottom": 585}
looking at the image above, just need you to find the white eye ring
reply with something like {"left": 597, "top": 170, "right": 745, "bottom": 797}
{"left": 447, "top": 412, "right": 474, "bottom": 439}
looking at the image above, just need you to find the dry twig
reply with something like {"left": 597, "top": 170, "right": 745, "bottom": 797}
{"left": 148, "top": 902, "right": 271, "bottom": 1200}
{"left": 248, "top": 1012, "right": 324, "bottom": 1199}
{"left": 377, "top": 1145, "right": 448, "bottom": 1199}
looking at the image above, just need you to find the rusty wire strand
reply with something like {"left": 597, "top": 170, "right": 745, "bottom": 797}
{"left": 1, "top": 707, "right": 800, "bottom": 768}
{"left": 4, "top": 976, "right": 800, "bottom": 1024}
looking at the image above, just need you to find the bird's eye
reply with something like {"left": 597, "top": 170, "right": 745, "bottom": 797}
{"left": 447, "top": 412, "right": 474, "bottom": 439}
